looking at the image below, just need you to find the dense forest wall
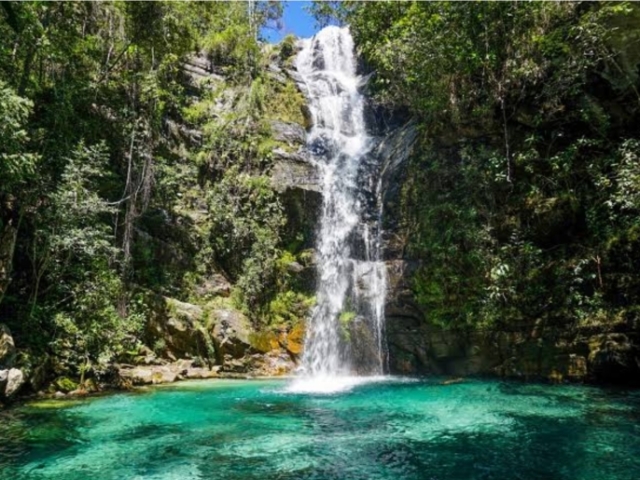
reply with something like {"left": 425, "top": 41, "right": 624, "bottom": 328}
{"left": 0, "top": 1, "right": 320, "bottom": 403}
{"left": 2, "top": 1, "right": 640, "bottom": 403}
{"left": 338, "top": 1, "right": 640, "bottom": 384}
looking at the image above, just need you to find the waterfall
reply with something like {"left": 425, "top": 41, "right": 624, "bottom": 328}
{"left": 289, "top": 26, "right": 387, "bottom": 392}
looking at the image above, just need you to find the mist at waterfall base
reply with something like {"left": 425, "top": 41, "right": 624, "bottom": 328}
{"left": 3, "top": 379, "right": 640, "bottom": 480}
{"left": 289, "top": 26, "right": 389, "bottom": 394}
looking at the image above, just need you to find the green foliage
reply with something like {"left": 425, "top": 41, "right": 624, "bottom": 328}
{"left": 264, "top": 77, "right": 309, "bottom": 127}
{"left": 50, "top": 270, "right": 145, "bottom": 378}
{"left": 279, "top": 34, "right": 297, "bottom": 60}
{"left": 339, "top": 310, "right": 356, "bottom": 324}
{"left": 342, "top": 1, "right": 640, "bottom": 332}
{"left": 0, "top": 81, "right": 38, "bottom": 193}
{"left": 53, "top": 377, "right": 78, "bottom": 393}
{"left": 0, "top": 1, "right": 289, "bottom": 382}
{"left": 267, "top": 290, "right": 315, "bottom": 328}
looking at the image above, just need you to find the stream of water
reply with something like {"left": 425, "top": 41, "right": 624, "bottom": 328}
{"left": 292, "top": 26, "right": 388, "bottom": 393}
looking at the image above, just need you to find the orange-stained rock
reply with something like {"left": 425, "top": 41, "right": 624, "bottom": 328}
{"left": 279, "top": 323, "right": 305, "bottom": 356}
{"left": 249, "top": 332, "right": 280, "bottom": 353}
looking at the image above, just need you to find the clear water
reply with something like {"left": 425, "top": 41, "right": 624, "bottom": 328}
{"left": 2, "top": 378, "right": 639, "bottom": 480}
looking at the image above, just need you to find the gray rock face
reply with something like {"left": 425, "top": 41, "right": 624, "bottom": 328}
{"left": 375, "top": 122, "right": 419, "bottom": 259}
{"left": 270, "top": 120, "right": 307, "bottom": 146}
{"left": 271, "top": 149, "right": 321, "bottom": 193}
{"left": 211, "top": 308, "right": 253, "bottom": 361}
{"left": 146, "top": 297, "right": 209, "bottom": 360}
{"left": 0, "top": 323, "right": 16, "bottom": 369}
{"left": 385, "top": 260, "right": 421, "bottom": 319}
{"left": 183, "top": 51, "right": 225, "bottom": 88}
{"left": 386, "top": 312, "right": 640, "bottom": 384}
{"left": 270, "top": 147, "right": 322, "bottom": 253}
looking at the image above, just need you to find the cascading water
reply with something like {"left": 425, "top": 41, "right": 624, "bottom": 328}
{"left": 289, "top": 26, "right": 388, "bottom": 393}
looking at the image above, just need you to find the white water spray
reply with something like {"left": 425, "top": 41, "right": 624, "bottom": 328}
{"left": 288, "top": 27, "right": 388, "bottom": 393}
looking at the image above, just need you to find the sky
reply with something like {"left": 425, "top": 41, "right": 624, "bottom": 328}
{"left": 261, "top": 1, "right": 320, "bottom": 43}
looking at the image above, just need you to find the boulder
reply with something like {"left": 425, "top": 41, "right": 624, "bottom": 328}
{"left": 0, "top": 324, "right": 16, "bottom": 369}
{"left": 146, "top": 297, "right": 210, "bottom": 360}
{"left": 210, "top": 308, "right": 253, "bottom": 361}
{"left": 279, "top": 323, "right": 305, "bottom": 357}
{"left": 4, "top": 368, "right": 24, "bottom": 398}
{"left": 119, "top": 365, "right": 181, "bottom": 386}
{"left": 222, "top": 355, "right": 249, "bottom": 373}
{"left": 245, "top": 350, "right": 296, "bottom": 376}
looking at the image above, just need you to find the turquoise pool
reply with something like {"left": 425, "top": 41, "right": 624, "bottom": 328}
{"left": 1, "top": 378, "right": 639, "bottom": 479}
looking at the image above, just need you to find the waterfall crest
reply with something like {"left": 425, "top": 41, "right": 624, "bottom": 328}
{"left": 289, "top": 26, "right": 388, "bottom": 393}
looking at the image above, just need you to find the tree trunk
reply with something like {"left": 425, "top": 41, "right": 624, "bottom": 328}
{"left": 0, "top": 220, "right": 19, "bottom": 306}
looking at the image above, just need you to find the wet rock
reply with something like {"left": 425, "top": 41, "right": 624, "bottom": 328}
{"left": 0, "top": 324, "right": 16, "bottom": 369}
{"left": 385, "top": 260, "right": 422, "bottom": 319}
{"left": 276, "top": 178, "right": 322, "bottom": 253}
{"left": 376, "top": 122, "right": 419, "bottom": 258}
{"left": 349, "top": 317, "right": 385, "bottom": 374}
{"left": 285, "top": 68, "right": 304, "bottom": 85}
